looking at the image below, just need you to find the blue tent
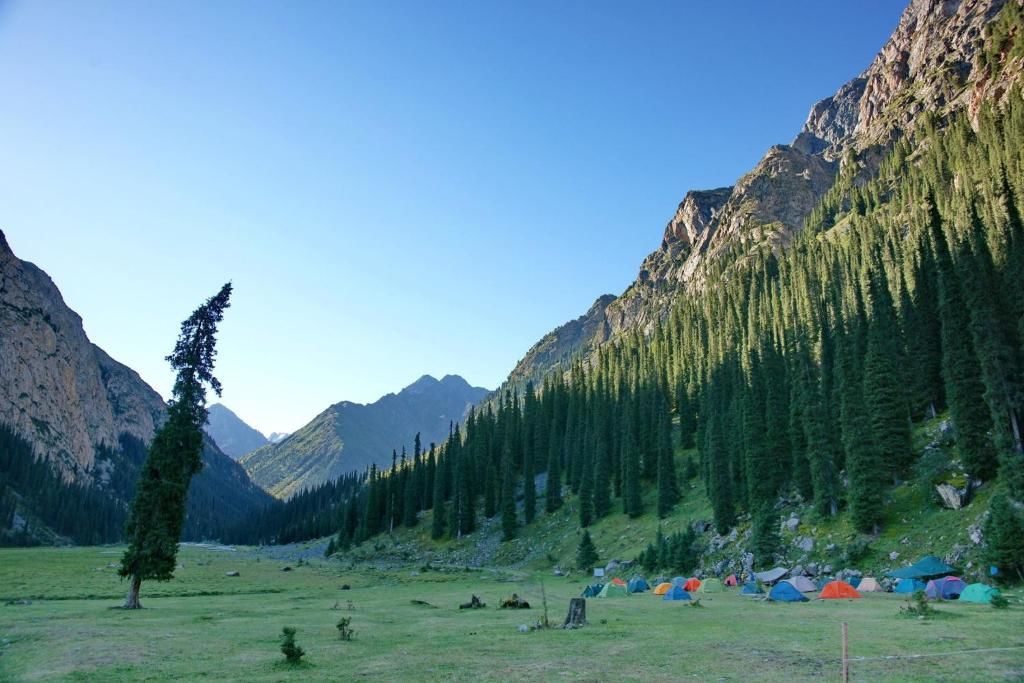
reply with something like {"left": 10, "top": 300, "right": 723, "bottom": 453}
{"left": 816, "top": 576, "right": 835, "bottom": 590}
{"left": 671, "top": 576, "right": 686, "bottom": 588}
{"left": 627, "top": 577, "right": 650, "bottom": 593}
{"left": 740, "top": 581, "right": 764, "bottom": 596}
{"left": 925, "top": 576, "right": 966, "bottom": 600}
{"left": 581, "top": 583, "right": 604, "bottom": 598}
{"left": 768, "top": 581, "right": 809, "bottom": 602}
{"left": 662, "top": 586, "right": 692, "bottom": 601}
{"left": 893, "top": 578, "right": 926, "bottom": 594}
{"left": 849, "top": 576, "right": 862, "bottom": 589}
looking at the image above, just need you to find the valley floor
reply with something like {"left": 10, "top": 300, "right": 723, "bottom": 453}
{"left": 1, "top": 546, "right": 1022, "bottom": 681}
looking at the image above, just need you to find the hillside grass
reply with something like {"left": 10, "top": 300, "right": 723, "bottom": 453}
{"left": 1, "top": 545, "right": 1022, "bottom": 682}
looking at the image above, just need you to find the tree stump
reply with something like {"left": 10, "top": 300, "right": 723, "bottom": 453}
{"left": 562, "top": 598, "right": 586, "bottom": 628}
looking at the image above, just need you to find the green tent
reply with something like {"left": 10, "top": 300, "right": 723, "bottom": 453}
{"left": 699, "top": 578, "right": 724, "bottom": 593}
{"left": 597, "top": 582, "right": 629, "bottom": 598}
{"left": 958, "top": 583, "right": 1001, "bottom": 604}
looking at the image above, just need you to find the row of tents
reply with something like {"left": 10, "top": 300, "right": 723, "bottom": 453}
{"left": 581, "top": 573, "right": 1002, "bottom": 604}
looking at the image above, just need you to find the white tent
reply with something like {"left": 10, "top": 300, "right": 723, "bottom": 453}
{"left": 858, "top": 577, "right": 882, "bottom": 592}
{"left": 785, "top": 575, "right": 817, "bottom": 592}
{"left": 753, "top": 567, "right": 789, "bottom": 584}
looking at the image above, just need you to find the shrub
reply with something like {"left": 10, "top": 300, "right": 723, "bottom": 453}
{"left": 336, "top": 617, "right": 355, "bottom": 641}
{"left": 280, "top": 627, "right": 305, "bottom": 663}
{"left": 991, "top": 593, "right": 1009, "bottom": 610}
{"left": 898, "top": 590, "right": 935, "bottom": 619}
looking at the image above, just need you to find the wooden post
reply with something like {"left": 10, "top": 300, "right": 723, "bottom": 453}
{"left": 841, "top": 622, "right": 849, "bottom": 683}
{"left": 562, "top": 598, "right": 586, "bottom": 628}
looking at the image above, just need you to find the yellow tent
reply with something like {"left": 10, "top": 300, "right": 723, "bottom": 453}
{"left": 653, "top": 582, "right": 673, "bottom": 595}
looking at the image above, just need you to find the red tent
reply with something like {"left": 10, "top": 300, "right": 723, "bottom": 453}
{"left": 610, "top": 577, "right": 627, "bottom": 587}
{"left": 819, "top": 580, "right": 862, "bottom": 599}
{"left": 724, "top": 574, "right": 738, "bottom": 587}
{"left": 684, "top": 578, "right": 702, "bottom": 592}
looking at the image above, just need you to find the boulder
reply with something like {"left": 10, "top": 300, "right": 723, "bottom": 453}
{"left": 784, "top": 515, "right": 800, "bottom": 533}
{"left": 794, "top": 536, "right": 814, "bottom": 552}
{"left": 225, "top": 571, "right": 240, "bottom": 577}
{"left": 968, "top": 524, "right": 983, "bottom": 545}
{"left": 889, "top": 551, "right": 900, "bottom": 561}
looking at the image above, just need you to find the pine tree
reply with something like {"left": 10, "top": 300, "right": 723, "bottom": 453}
{"left": 985, "top": 494, "right": 1024, "bottom": 584}
{"left": 430, "top": 454, "right": 446, "bottom": 540}
{"left": 656, "top": 387, "right": 679, "bottom": 518}
{"left": 500, "top": 444, "right": 517, "bottom": 542}
{"left": 545, "top": 438, "right": 562, "bottom": 513}
{"left": 523, "top": 383, "right": 537, "bottom": 524}
{"left": 119, "top": 283, "right": 232, "bottom": 609}
{"left": 749, "top": 504, "right": 779, "bottom": 570}
{"left": 576, "top": 530, "right": 599, "bottom": 571}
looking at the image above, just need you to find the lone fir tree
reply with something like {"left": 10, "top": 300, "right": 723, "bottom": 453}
{"left": 576, "top": 529, "right": 598, "bottom": 571}
{"left": 118, "top": 283, "right": 233, "bottom": 609}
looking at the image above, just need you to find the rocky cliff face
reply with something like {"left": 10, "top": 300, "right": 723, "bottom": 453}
{"left": 501, "top": 0, "right": 1023, "bottom": 386}
{"left": 241, "top": 375, "right": 490, "bottom": 499}
{"left": 0, "top": 230, "right": 165, "bottom": 479}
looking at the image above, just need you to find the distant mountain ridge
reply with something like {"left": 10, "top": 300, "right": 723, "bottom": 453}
{"left": 204, "top": 403, "right": 269, "bottom": 460}
{"left": 240, "top": 374, "right": 489, "bottom": 499}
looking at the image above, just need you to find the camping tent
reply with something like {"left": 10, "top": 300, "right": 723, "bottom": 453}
{"left": 627, "top": 577, "right": 650, "bottom": 593}
{"left": 653, "top": 582, "right": 673, "bottom": 596}
{"left": 785, "top": 576, "right": 817, "bottom": 592}
{"left": 754, "top": 567, "right": 789, "bottom": 584}
{"left": 724, "top": 574, "right": 738, "bottom": 587}
{"left": 671, "top": 576, "right": 686, "bottom": 588}
{"left": 958, "top": 583, "right": 1001, "bottom": 604}
{"left": 699, "top": 578, "right": 724, "bottom": 593}
{"left": 597, "top": 582, "right": 629, "bottom": 598}
{"left": 925, "top": 576, "right": 966, "bottom": 600}
{"left": 816, "top": 577, "right": 834, "bottom": 590}
{"left": 886, "top": 556, "right": 956, "bottom": 580}
{"left": 858, "top": 577, "right": 882, "bottom": 592}
{"left": 893, "top": 578, "right": 926, "bottom": 594}
{"left": 684, "top": 578, "right": 702, "bottom": 592}
{"left": 610, "top": 577, "right": 627, "bottom": 587}
{"left": 768, "top": 582, "right": 808, "bottom": 602}
{"left": 819, "top": 581, "right": 862, "bottom": 599}
{"left": 581, "top": 583, "right": 604, "bottom": 598}
{"left": 848, "top": 576, "right": 862, "bottom": 589}
{"left": 740, "top": 581, "right": 764, "bottom": 596}
{"left": 662, "top": 586, "right": 692, "bottom": 601}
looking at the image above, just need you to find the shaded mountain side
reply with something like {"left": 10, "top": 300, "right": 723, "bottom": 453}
{"left": 0, "top": 230, "right": 273, "bottom": 544}
{"left": 204, "top": 403, "right": 269, "bottom": 460}
{"left": 498, "top": 0, "right": 1024, "bottom": 392}
{"left": 241, "top": 375, "right": 489, "bottom": 499}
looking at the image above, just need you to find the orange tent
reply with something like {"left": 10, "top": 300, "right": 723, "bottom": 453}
{"left": 684, "top": 578, "right": 702, "bottom": 592}
{"left": 611, "top": 577, "right": 627, "bottom": 587}
{"left": 724, "top": 574, "right": 738, "bottom": 587}
{"left": 819, "top": 580, "right": 862, "bottom": 599}
{"left": 653, "top": 582, "right": 673, "bottom": 595}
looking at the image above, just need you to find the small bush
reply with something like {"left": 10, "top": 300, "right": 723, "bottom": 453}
{"left": 336, "top": 617, "right": 355, "bottom": 641}
{"left": 280, "top": 627, "right": 305, "bottom": 663}
{"left": 898, "top": 590, "right": 935, "bottom": 619}
{"left": 991, "top": 594, "right": 1009, "bottom": 610}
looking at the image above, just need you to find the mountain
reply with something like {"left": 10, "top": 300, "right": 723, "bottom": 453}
{"left": 0, "top": 230, "right": 273, "bottom": 544}
{"left": 240, "top": 375, "right": 489, "bottom": 499}
{"left": 504, "top": 0, "right": 1023, "bottom": 388}
{"left": 204, "top": 403, "right": 269, "bottom": 460}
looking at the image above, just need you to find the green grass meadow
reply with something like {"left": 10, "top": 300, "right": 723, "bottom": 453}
{"left": 1, "top": 546, "right": 1022, "bottom": 681}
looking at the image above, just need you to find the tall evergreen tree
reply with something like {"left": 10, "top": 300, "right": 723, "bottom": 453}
{"left": 119, "top": 283, "right": 232, "bottom": 609}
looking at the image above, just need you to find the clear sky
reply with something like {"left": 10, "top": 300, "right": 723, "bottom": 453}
{"left": 0, "top": 0, "right": 907, "bottom": 435}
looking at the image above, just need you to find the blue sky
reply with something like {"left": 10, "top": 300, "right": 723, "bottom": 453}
{"left": 0, "top": 0, "right": 907, "bottom": 435}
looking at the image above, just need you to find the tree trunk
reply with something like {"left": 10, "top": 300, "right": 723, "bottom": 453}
{"left": 123, "top": 575, "right": 142, "bottom": 609}
{"left": 562, "top": 598, "right": 586, "bottom": 629}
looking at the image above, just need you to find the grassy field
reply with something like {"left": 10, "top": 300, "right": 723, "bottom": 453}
{"left": 1, "top": 546, "right": 1022, "bottom": 681}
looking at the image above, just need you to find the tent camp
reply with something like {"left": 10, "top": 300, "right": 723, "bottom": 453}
{"left": 597, "top": 582, "right": 629, "bottom": 598}
{"left": 581, "top": 583, "right": 604, "bottom": 598}
{"left": 893, "top": 578, "right": 926, "bottom": 594}
{"left": 785, "top": 576, "right": 817, "bottom": 593}
{"left": 627, "top": 577, "right": 650, "bottom": 593}
{"left": 819, "top": 581, "right": 862, "bottom": 599}
{"left": 958, "top": 583, "right": 1001, "bottom": 604}
{"left": 683, "top": 578, "right": 702, "bottom": 592}
{"left": 768, "top": 582, "right": 808, "bottom": 602}
{"left": 662, "top": 586, "right": 692, "bottom": 601}
{"left": 671, "top": 576, "right": 686, "bottom": 588}
{"left": 610, "top": 577, "right": 627, "bottom": 587}
{"left": 724, "top": 574, "right": 738, "bottom": 587}
{"left": 925, "top": 576, "right": 966, "bottom": 600}
{"left": 858, "top": 577, "right": 882, "bottom": 592}
{"left": 754, "top": 567, "right": 789, "bottom": 584}
{"left": 886, "top": 556, "right": 956, "bottom": 580}
{"left": 741, "top": 581, "right": 765, "bottom": 596}
{"left": 653, "top": 582, "right": 673, "bottom": 596}
{"left": 699, "top": 578, "right": 724, "bottom": 593}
